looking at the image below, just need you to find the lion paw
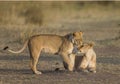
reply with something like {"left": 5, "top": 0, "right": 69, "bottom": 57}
{"left": 82, "top": 69, "right": 89, "bottom": 73}
{"left": 89, "top": 69, "right": 96, "bottom": 73}
{"left": 34, "top": 71, "right": 42, "bottom": 75}
{"left": 91, "top": 70, "right": 96, "bottom": 73}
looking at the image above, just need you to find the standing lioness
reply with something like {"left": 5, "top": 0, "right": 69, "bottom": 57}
{"left": 4, "top": 32, "right": 83, "bottom": 74}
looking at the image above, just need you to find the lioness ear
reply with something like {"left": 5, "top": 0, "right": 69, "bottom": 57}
{"left": 89, "top": 42, "right": 95, "bottom": 47}
{"left": 78, "top": 31, "right": 83, "bottom": 36}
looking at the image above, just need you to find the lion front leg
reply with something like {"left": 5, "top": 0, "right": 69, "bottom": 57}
{"left": 63, "top": 61, "right": 68, "bottom": 70}
{"left": 63, "top": 54, "right": 76, "bottom": 71}
{"left": 60, "top": 52, "right": 74, "bottom": 71}
{"left": 69, "top": 54, "right": 76, "bottom": 70}
{"left": 80, "top": 56, "right": 89, "bottom": 72}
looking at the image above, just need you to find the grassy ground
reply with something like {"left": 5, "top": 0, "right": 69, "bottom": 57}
{"left": 0, "top": 1, "right": 120, "bottom": 84}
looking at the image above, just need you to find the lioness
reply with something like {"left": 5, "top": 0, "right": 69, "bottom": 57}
{"left": 63, "top": 42, "right": 96, "bottom": 73}
{"left": 76, "top": 42, "right": 96, "bottom": 73}
{"left": 4, "top": 32, "right": 83, "bottom": 74}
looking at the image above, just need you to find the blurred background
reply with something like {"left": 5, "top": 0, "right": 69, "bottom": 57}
{"left": 0, "top": 2, "right": 120, "bottom": 84}
{"left": 0, "top": 1, "right": 120, "bottom": 47}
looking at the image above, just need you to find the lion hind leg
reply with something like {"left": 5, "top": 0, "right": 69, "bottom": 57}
{"left": 30, "top": 49, "right": 42, "bottom": 75}
{"left": 88, "top": 56, "right": 96, "bottom": 73}
{"left": 88, "top": 66, "right": 96, "bottom": 73}
{"left": 88, "top": 64, "right": 96, "bottom": 73}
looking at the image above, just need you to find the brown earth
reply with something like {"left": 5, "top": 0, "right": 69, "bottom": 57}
{"left": 0, "top": 46, "right": 120, "bottom": 84}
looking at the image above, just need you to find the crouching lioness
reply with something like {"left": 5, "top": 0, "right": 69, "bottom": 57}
{"left": 63, "top": 42, "right": 96, "bottom": 73}
{"left": 3, "top": 32, "right": 83, "bottom": 74}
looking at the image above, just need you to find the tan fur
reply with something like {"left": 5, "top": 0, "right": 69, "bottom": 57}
{"left": 4, "top": 32, "right": 83, "bottom": 74}
{"left": 73, "top": 32, "right": 83, "bottom": 47}
{"left": 76, "top": 42, "right": 96, "bottom": 73}
{"left": 63, "top": 42, "right": 96, "bottom": 73}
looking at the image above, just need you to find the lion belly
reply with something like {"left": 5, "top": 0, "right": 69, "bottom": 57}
{"left": 42, "top": 47, "right": 58, "bottom": 54}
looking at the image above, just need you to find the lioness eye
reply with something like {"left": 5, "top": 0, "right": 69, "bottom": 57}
{"left": 80, "top": 45, "right": 84, "bottom": 48}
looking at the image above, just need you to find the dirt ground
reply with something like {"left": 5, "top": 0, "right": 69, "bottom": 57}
{"left": 0, "top": 46, "right": 120, "bottom": 84}
{"left": 0, "top": 2, "right": 120, "bottom": 84}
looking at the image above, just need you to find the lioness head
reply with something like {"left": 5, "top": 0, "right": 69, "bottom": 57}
{"left": 65, "top": 31, "right": 83, "bottom": 46}
{"left": 73, "top": 31, "right": 83, "bottom": 39}
{"left": 73, "top": 31, "right": 83, "bottom": 47}
{"left": 79, "top": 42, "right": 94, "bottom": 53}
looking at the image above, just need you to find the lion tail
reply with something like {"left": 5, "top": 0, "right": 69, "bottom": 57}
{"left": 3, "top": 40, "right": 28, "bottom": 54}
